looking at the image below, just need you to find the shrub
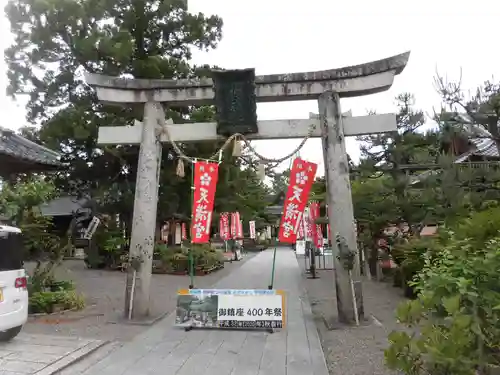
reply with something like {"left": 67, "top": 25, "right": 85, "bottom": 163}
{"left": 28, "top": 276, "right": 85, "bottom": 314}
{"left": 29, "top": 290, "right": 85, "bottom": 314}
{"left": 392, "top": 206, "right": 500, "bottom": 298}
{"left": 385, "top": 233, "right": 500, "bottom": 375}
{"left": 152, "top": 244, "right": 224, "bottom": 273}
{"left": 392, "top": 236, "right": 441, "bottom": 297}
{"left": 453, "top": 206, "right": 500, "bottom": 249}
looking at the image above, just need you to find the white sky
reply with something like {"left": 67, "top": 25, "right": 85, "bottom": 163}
{"left": 0, "top": 0, "right": 499, "bottom": 172}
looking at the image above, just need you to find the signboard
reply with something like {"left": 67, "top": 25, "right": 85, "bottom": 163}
{"left": 175, "top": 223, "right": 182, "bottom": 244}
{"left": 83, "top": 217, "right": 100, "bottom": 240}
{"left": 296, "top": 240, "right": 306, "bottom": 255}
{"left": 175, "top": 289, "right": 285, "bottom": 329}
{"left": 161, "top": 223, "right": 169, "bottom": 242}
{"left": 234, "top": 248, "right": 242, "bottom": 261}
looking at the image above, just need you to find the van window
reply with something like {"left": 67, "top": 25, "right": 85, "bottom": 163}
{"left": 0, "top": 231, "right": 24, "bottom": 271}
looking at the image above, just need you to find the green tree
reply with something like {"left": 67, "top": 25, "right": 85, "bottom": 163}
{"left": 432, "top": 77, "right": 500, "bottom": 216}
{"left": 5, "top": 0, "right": 269, "bottom": 233}
{"left": 0, "top": 178, "right": 66, "bottom": 287}
{"left": 357, "top": 93, "right": 439, "bottom": 234}
{"left": 5, "top": 0, "right": 223, "bottom": 219}
{"left": 270, "top": 169, "right": 290, "bottom": 195}
{"left": 386, "top": 207, "right": 500, "bottom": 375}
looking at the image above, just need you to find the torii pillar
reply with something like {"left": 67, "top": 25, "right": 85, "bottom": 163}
{"left": 85, "top": 51, "right": 410, "bottom": 323}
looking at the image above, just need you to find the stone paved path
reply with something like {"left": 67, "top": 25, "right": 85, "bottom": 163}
{"left": 24, "top": 256, "right": 254, "bottom": 342}
{"left": 68, "top": 247, "right": 328, "bottom": 375}
{"left": 0, "top": 333, "right": 105, "bottom": 375}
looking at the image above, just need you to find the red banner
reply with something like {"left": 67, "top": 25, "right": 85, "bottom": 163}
{"left": 297, "top": 217, "right": 304, "bottom": 240}
{"left": 249, "top": 221, "right": 256, "bottom": 239}
{"left": 191, "top": 161, "right": 219, "bottom": 243}
{"left": 316, "top": 219, "right": 323, "bottom": 248}
{"left": 219, "top": 213, "right": 230, "bottom": 240}
{"left": 305, "top": 208, "right": 313, "bottom": 241}
{"left": 325, "top": 204, "right": 331, "bottom": 244}
{"left": 230, "top": 212, "right": 243, "bottom": 239}
{"left": 230, "top": 213, "right": 237, "bottom": 239}
{"left": 181, "top": 223, "right": 187, "bottom": 240}
{"left": 278, "top": 158, "right": 318, "bottom": 243}
{"left": 237, "top": 218, "right": 243, "bottom": 239}
{"left": 309, "top": 202, "right": 323, "bottom": 248}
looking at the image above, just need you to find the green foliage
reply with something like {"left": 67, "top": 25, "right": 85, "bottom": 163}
{"left": 453, "top": 204, "right": 500, "bottom": 248}
{"left": 392, "top": 206, "right": 500, "bottom": 298}
{"left": 270, "top": 170, "right": 290, "bottom": 195}
{"left": 0, "top": 178, "right": 78, "bottom": 314}
{"left": 83, "top": 227, "right": 129, "bottom": 269}
{"left": 0, "top": 178, "right": 64, "bottom": 259}
{"left": 5, "top": 0, "right": 223, "bottom": 119}
{"left": 28, "top": 273, "right": 74, "bottom": 294}
{"left": 336, "top": 234, "right": 356, "bottom": 271}
{"left": 392, "top": 236, "right": 440, "bottom": 279}
{"left": 352, "top": 176, "right": 397, "bottom": 244}
{"left": 102, "top": 231, "right": 128, "bottom": 254}
{"left": 357, "top": 93, "right": 439, "bottom": 234}
{"left": 384, "top": 78, "right": 500, "bottom": 372}
{"left": 29, "top": 290, "right": 85, "bottom": 314}
{"left": 0, "top": 178, "right": 56, "bottom": 222}
{"left": 152, "top": 243, "right": 224, "bottom": 274}
{"left": 28, "top": 275, "right": 85, "bottom": 314}
{"left": 386, "top": 233, "right": 500, "bottom": 375}
{"left": 215, "top": 164, "right": 271, "bottom": 224}
{"left": 386, "top": 207, "right": 500, "bottom": 374}
{"left": 4, "top": 0, "right": 270, "bottom": 233}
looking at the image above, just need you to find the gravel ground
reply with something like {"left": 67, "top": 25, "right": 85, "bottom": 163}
{"left": 300, "top": 257, "right": 406, "bottom": 375}
{"left": 22, "top": 254, "right": 256, "bottom": 342}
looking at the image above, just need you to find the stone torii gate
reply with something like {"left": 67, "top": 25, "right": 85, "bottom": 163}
{"left": 85, "top": 51, "right": 410, "bottom": 323}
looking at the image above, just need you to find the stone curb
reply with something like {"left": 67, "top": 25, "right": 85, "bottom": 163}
{"left": 35, "top": 340, "right": 108, "bottom": 375}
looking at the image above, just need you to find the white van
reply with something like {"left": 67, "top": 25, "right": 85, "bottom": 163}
{"left": 0, "top": 225, "right": 28, "bottom": 341}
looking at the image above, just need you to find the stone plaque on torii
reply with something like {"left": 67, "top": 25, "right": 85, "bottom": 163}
{"left": 85, "top": 51, "right": 410, "bottom": 323}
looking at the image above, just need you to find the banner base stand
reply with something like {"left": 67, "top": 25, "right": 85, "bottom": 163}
{"left": 183, "top": 325, "right": 275, "bottom": 334}
{"left": 307, "top": 269, "right": 319, "bottom": 279}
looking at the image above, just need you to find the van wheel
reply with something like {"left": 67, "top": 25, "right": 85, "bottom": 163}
{"left": 0, "top": 326, "right": 22, "bottom": 341}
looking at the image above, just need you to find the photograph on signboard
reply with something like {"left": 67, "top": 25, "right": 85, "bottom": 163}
{"left": 175, "top": 289, "right": 285, "bottom": 330}
{"left": 175, "top": 292, "right": 219, "bottom": 328}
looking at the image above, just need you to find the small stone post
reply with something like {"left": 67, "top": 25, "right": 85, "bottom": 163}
{"left": 124, "top": 101, "right": 163, "bottom": 319}
{"left": 318, "top": 91, "right": 363, "bottom": 324}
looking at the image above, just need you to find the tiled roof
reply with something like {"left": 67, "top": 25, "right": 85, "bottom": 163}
{"left": 410, "top": 115, "right": 499, "bottom": 185}
{"left": 39, "top": 196, "right": 82, "bottom": 217}
{"left": 0, "top": 127, "right": 61, "bottom": 167}
{"left": 265, "top": 205, "right": 283, "bottom": 215}
{"left": 450, "top": 113, "right": 499, "bottom": 160}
